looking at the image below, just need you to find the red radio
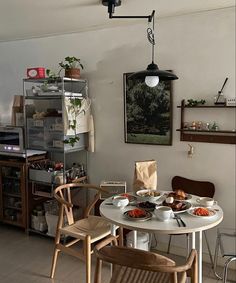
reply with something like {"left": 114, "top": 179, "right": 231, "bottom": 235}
{"left": 27, "top": 67, "right": 45, "bottom": 79}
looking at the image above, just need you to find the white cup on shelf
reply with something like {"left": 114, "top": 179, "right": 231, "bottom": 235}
{"left": 196, "top": 197, "right": 217, "bottom": 207}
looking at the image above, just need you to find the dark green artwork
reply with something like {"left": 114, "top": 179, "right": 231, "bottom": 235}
{"left": 124, "top": 73, "right": 173, "bottom": 145}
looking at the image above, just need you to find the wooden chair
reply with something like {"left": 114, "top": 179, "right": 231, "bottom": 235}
{"left": 50, "top": 183, "right": 113, "bottom": 283}
{"left": 167, "top": 176, "right": 215, "bottom": 266}
{"left": 94, "top": 235, "right": 198, "bottom": 283}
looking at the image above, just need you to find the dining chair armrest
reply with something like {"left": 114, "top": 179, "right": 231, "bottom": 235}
{"left": 84, "top": 187, "right": 110, "bottom": 217}
{"left": 177, "top": 249, "right": 198, "bottom": 283}
{"left": 54, "top": 193, "right": 73, "bottom": 208}
{"left": 94, "top": 235, "right": 118, "bottom": 252}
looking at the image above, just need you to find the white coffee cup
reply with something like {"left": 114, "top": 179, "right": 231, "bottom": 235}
{"left": 196, "top": 197, "right": 217, "bottom": 207}
{"left": 112, "top": 196, "right": 129, "bottom": 208}
{"left": 154, "top": 206, "right": 174, "bottom": 222}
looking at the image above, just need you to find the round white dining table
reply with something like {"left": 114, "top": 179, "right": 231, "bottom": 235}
{"left": 100, "top": 193, "right": 223, "bottom": 283}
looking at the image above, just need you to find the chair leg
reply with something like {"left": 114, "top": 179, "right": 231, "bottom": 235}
{"left": 223, "top": 257, "right": 236, "bottom": 283}
{"left": 119, "top": 227, "right": 124, "bottom": 246}
{"left": 167, "top": 235, "right": 172, "bottom": 254}
{"left": 213, "top": 233, "right": 222, "bottom": 279}
{"left": 50, "top": 247, "right": 60, "bottom": 278}
{"left": 85, "top": 235, "right": 91, "bottom": 283}
{"left": 203, "top": 231, "right": 214, "bottom": 268}
{"left": 50, "top": 232, "right": 61, "bottom": 278}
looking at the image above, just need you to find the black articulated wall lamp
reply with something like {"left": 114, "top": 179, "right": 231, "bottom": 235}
{"left": 102, "top": 0, "right": 178, "bottom": 87}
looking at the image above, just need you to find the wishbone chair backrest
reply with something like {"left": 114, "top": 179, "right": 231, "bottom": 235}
{"left": 54, "top": 183, "right": 109, "bottom": 226}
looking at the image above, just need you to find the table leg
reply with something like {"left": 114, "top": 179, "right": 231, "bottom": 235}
{"left": 191, "top": 232, "right": 196, "bottom": 249}
{"left": 133, "top": 230, "right": 137, "bottom": 248}
{"left": 198, "top": 230, "right": 203, "bottom": 283}
{"left": 187, "top": 232, "right": 196, "bottom": 283}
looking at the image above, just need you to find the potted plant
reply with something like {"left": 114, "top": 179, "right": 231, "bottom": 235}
{"left": 59, "top": 56, "right": 84, "bottom": 79}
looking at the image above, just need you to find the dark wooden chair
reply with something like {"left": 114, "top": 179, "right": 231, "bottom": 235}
{"left": 94, "top": 235, "right": 198, "bottom": 283}
{"left": 172, "top": 176, "right": 215, "bottom": 198}
{"left": 167, "top": 176, "right": 215, "bottom": 267}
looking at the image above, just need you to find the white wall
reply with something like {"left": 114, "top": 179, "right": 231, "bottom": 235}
{"left": 0, "top": 7, "right": 235, "bottom": 258}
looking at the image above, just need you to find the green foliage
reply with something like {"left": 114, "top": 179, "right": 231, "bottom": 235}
{"left": 59, "top": 56, "right": 84, "bottom": 70}
{"left": 186, "top": 99, "right": 206, "bottom": 107}
{"left": 46, "top": 69, "right": 58, "bottom": 79}
{"left": 126, "top": 79, "right": 171, "bottom": 136}
{"left": 127, "top": 133, "right": 170, "bottom": 145}
{"left": 64, "top": 136, "right": 80, "bottom": 147}
{"left": 64, "top": 97, "right": 83, "bottom": 147}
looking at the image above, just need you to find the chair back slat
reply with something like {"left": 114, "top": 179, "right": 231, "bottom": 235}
{"left": 172, "top": 176, "right": 215, "bottom": 197}
{"left": 94, "top": 236, "right": 198, "bottom": 283}
{"left": 110, "top": 266, "right": 172, "bottom": 283}
{"left": 54, "top": 183, "right": 109, "bottom": 227}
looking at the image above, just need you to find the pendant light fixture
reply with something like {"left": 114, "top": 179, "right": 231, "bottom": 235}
{"left": 103, "top": 0, "right": 178, "bottom": 87}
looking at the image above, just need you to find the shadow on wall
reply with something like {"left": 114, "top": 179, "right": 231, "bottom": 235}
{"left": 0, "top": 102, "right": 13, "bottom": 125}
{"left": 85, "top": 42, "right": 149, "bottom": 84}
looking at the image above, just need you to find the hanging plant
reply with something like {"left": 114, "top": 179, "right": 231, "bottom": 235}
{"left": 64, "top": 97, "right": 84, "bottom": 147}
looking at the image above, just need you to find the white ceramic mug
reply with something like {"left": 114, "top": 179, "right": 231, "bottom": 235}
{"left": 154, "top": 206, "right": 174, "bottom": 222}
{"left": 196, "top": 197, "right": 217, "bottom": 207}
{"left": 112, "top": 196, "right": 129, "bottom": 208}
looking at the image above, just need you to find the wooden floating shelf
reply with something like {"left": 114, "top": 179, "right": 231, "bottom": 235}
{"left": 177, "top": 105, "right": 236, "bottom": 108}
{"left": 177, "top": 130, "right": 236, "bottom": 144}
{"left": 177, "top": 99, "right": 236, "bottom": 144}
{"left": 177, "top": 129, "right": 236, "bottom": 134}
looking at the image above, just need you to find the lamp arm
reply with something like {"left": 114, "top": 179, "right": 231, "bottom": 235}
{"left": 106, "top": 0, "right": 155, "bottom": 22}
{"left": 219, "top": 77, "right": 228, "bottom": 94}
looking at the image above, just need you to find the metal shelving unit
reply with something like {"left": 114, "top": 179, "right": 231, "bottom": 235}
{"left": 23, "top": 77, "right": 90, "bottom": 236}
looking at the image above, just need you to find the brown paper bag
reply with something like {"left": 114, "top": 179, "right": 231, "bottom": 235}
{"left": 133, "top": 160, "right": 157, "bottom": 192}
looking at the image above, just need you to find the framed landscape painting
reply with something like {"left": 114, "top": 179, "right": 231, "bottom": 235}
{"left": 124, "top": 72, "right": 173, "bottom": 145}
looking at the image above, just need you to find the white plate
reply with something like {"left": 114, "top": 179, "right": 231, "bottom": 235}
{"left": 136, "top": 189, "right": 163, "bottom": 202}
{"left": 123, "top": 209, "right": 152, "bottom": 222}
{"left": 163, "top": 191, "right": 192, "bottom": 201}
{"left": 187, "top": 207, "right": 216, "bottom": 218}
{"left": 162, "top": 201, "right": 192, "bottom": 214}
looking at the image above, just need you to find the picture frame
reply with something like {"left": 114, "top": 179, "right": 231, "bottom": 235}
{"left": 124, "top": 72, "right": 173, "bottom": 145}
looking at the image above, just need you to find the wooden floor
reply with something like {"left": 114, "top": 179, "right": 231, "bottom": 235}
{"left": 0, "top": 224, "right": 235, "bottom": 283}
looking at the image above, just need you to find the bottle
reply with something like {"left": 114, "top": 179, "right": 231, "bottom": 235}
{"left": 80, "top": 164, "right": 86, "bottom": 177}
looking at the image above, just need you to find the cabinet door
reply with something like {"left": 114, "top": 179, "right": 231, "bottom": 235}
{"left": 0, "top": 162, "right": 26, "bottom": 228}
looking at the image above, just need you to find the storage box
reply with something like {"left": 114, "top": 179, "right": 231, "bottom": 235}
{"left": 226, "top": 97, "right": 236, "bottom": 106}
{"left": 32, "top": 182, "right": 54, "bottom": 197}
{"left": 29, "top": 169, "right": 54, "bottom": 183}
{"left": 100, "top": 181, "right": 126, "bottom": 199}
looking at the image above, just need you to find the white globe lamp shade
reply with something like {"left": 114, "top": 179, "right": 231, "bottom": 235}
{"left": 145, "top": 76, "right": 159, "bottom": 87}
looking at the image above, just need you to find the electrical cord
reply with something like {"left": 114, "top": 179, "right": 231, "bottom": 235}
{"left": 147, "top": 27, "right": 155, "bottom": 46}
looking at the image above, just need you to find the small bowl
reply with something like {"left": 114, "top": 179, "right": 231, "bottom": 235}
{"left": 112, "top": 196, "right": 129, "bottom": 208}
{"left": 136, "top": 189, "right": 162, "bottom": 202}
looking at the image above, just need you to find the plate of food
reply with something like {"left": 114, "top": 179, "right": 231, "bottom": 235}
{"left": 136, "top": 189, "right": 162, "bottom": 202}
{"left": 188, "top": 207, "right": 216, "bottom": 218}
{"left": 162, "top": 200, "right": 192, "bottom": 214}
{"left": 136, "top": 201, "right": 156, "bottom": 211}
{"left": 165, "top": 189, "right": 192, "bottom": 201}
{"left": 124, "top": 208, "right": 152, "bottom": 221}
